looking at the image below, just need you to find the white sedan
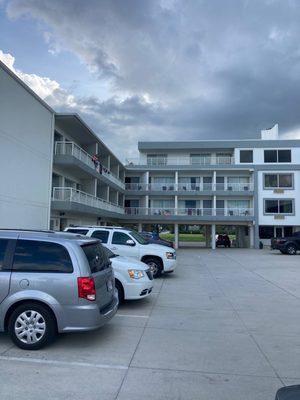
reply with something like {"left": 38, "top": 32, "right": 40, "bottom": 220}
{"left": 104, "top": 247, "right": 153, "bottom": 301}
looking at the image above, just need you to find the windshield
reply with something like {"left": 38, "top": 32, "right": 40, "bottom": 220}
{"left": 130, "top": 230, "right": 149, "bottom": 245}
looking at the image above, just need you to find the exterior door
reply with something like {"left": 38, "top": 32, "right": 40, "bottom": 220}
{"left": 275, "top": 227, "right": 283, "bottom": 238}
{"left": 216, "top": 200, "right": 225, "bottom": 215}
{"left": 203, "top": 200, "right": 213, "bottom": 215}
{"left": 216, "top": 176, "right": 225, "bottom": 190}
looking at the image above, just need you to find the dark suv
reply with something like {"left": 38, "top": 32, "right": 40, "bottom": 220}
{"left": 271, "top": 231, "right": 300, "bottom": 255}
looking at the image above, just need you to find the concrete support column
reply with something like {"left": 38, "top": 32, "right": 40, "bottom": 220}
{"left": 174, "top": 223, "right": 179, "bottom": 249}
{"left": 107, "top": 155, "right": 111, "bottom": 170}
{"left": 145, "top": 195, "right": 149, "bottom": 215}
{"left": 175, "top": 195, "right": 178, "bottom": 215}
{"left": 107, "top": 186, "right": 110, "bottom": 202}
{"left": 249, "top": 224, "right": 254, "bottom": 248}
{"left": 213, "top": 170, "right": 217, "bottom": 191}
{"left": 205, "top": 225, "right": 211, "bottom": 248}
{"left": 175, "top": 171, "right": 178, "bottom": 191}
{"left": 211, "top": 224, "right": 216, "bottom": 250}
{"left": 138, "top": 223, "right": 142, "bottom": 232}
{"left": 213, "top": 195, "right": 216, "bottom": 216}
{"left": 145, "top": 171, "right": 149, "bottom": 190}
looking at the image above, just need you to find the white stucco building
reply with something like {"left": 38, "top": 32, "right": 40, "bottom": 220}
{"left": 0, "top": 60, "right": 54, "bottom": 229}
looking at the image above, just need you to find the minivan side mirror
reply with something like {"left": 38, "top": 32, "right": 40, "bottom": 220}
{"left": 126, "top": 239, "right": 136, "bottom": 246}
{"left": 275, "top": 385, "right": 300, "bottom": 399}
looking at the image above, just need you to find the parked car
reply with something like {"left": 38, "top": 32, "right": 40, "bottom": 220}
{"left": 271, "top": 231, "right": 300, "bottom": 255}
{"left": 0, "top": 229, "right": 118, "bottom": 350}
{"left": 103, "top": 247, "right": 153, "bottom": 301}
{"left": 216, "top": 234, "right": 231, "bottom": 248}
{"left": 275, "top": 385, "right": 300, "bottom": 399}
{"left": 139, "top": 231, "right": 174, "bottom": 248}
{"left": 64, "top": 226, "right": 177, "bottom": 278}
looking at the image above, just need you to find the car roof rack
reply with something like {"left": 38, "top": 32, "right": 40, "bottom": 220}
{"left": 0, "top": 228, "right": 56, "bottom": 233}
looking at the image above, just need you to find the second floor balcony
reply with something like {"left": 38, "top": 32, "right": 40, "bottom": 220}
{"left": 124, "top": 207, "right": 253, "bottom": 217}
{"left": 54, "top": 141, "right": 125, "bottom": 189}
{"left": 125, "top": 182, "right": 254, "bottom": 192}
{"left": 52, "top": 187, "right": 124, "bottom": 215}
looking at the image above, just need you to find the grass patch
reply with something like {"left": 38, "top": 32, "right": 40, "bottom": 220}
{"left": 160, "top": 233, "right": 205, "bottom": 242}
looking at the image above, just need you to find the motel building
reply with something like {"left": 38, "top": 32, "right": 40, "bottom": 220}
{"left": 1, "top": 60, "right": 300, "bottom": 249}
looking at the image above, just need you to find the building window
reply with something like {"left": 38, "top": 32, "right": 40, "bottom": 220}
{"left": 264, "top": 174, "right": 293, "bottom": 189}
{"left": 240, "top": 150, "right": 253, "bottom": 163}
{"left": 264, "top": 199, "right": 294, "bottom": 215}
{"left": 264, "top": 149, "right": 291, "bottom": 163}
{"left": 147, "top": 154, "right": 167, "bottom": 166}
{"left": 190, "top": 154, "right": 211, "bottom": 165}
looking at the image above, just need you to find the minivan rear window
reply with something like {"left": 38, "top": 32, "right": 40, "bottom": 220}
{"left": 81, "top": 243, "right": 111, "bottom": 273}
{"left": 13, "top": 240, "right": 73, "bottom": 273}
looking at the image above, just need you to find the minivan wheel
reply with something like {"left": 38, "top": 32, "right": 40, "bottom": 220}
{"left": 286, "top": 244, "right": 297, "bottom": 255}
{"left": 145, "top": 258, "right": 162, "bottom": 278}
{"left": 8, "top": 303, "right": 57, "bottom": 350}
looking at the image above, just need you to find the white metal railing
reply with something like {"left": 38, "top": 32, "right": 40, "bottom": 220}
{"left": 52, "top": 187, "right": 124, "bottom": 214}
{"left": 125, "top": 182, "right": 254, "bottom": 192}
{"left": 126, "top": 156, "right": 235, "bottom": 166}
{"left": 124, "top": 207, "right": 253, "bottom": 216}
{"left": 54, "top": 142, "right": 125, "bottom": 189}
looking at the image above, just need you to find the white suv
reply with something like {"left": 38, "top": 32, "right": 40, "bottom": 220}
{"left": 65, "top": 226, "right": 177, "bottom": 278}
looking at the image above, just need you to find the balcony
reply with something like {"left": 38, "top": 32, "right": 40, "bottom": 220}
{"left": 125, "top": 182, "right": 254, "bottom": 192}
{"left": 54, "top": 142, "right": 125, "bottom": 189}
{"left": 124, "top": 207, "right": 253, "bottom": 217}
{"left": 126, "top": 155, "right": 235, "bottom": 167}
{"left": 52, "top": 187, "right": 124, "bottom": 214}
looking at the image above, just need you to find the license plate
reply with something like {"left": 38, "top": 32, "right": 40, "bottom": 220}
{"left": 107, "top": 279, "right": 113, "bottom": 291}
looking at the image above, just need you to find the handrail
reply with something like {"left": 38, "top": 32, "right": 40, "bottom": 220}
{"left": 124, "top": 207, "right": 254, "bottom": 216}
{"left": 52, "top": 187, "right": 124, "bottom": 214}
{"left": 125, "top": 182, "right": 254, "bottom": 191}
{"left": 126, "top": 156, "right": 235, "bottom": 166}
{"left": 54, "top": 141, "right": 124, "bottom": 188}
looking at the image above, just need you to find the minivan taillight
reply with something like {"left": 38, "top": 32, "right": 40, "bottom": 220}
{"left": 77, "top": 277, "right": 96, "bottom": 301}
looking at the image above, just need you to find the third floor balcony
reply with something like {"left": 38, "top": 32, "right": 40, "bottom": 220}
{"left": 54, "top": 141, "right": 125, "bottom": 190}
{"left": 126, "top": 155, "right": 235, "bottom": 167}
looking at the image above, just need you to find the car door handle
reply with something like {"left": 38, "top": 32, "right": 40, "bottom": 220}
{"left": 111, "top": 247, "right": 117, "bottom": 251}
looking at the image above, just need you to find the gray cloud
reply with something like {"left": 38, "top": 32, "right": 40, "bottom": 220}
{"left": 5, "top": 0, "right": 300, "bottom": 159}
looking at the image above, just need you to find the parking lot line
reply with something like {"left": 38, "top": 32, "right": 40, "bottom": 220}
{"left": 0, "top": 355, "right": 128, "bottom": 370}
{"left": 116, "top": 314, "right": 149, "bottom": 318}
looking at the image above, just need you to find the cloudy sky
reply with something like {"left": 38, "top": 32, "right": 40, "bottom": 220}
{"left": 1, "top": 0, "right": 300, "bottom": 160}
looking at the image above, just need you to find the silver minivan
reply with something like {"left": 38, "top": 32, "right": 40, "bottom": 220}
{"left": 0, "top": 229, "right": 118, "bottom": 350}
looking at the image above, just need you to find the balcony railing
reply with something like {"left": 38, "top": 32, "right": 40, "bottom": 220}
{"left": 54, "top": 142, "right": 125, "bottom": 189}
{"left": 126, "top": 156, "right": 235, "bottom": 166}
{"left": 52, "top": 187, "right": 124, "bottom": 214}
{"left": 124, "top": 207, "right": 253, "bottom": 216}
{"left": 125, "top": 182, "right": 254, "bottom": 192}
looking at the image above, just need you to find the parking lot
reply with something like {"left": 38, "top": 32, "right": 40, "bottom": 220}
{"left": 1, "top": 248, "right": 300, "bottom": 399}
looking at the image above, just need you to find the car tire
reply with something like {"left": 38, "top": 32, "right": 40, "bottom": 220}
{"left": 8, "top": 302, "right": 57, "bottom": 350}
{"left": 144, "top": 257, "right": 163, "bottom": 278}
{"left": 115, "top": 280, "right": 124, "bottom": 303}
{"left": 286, "top": 244, "right": 297, "bottom": 255}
